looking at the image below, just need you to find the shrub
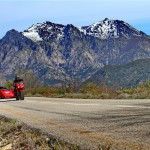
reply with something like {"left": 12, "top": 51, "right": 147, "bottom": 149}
{"left": 82, "top": 82, "right": 117, "bottom": 99}
{"left": 25, "top": 87, "right": 57, "bottom": 97}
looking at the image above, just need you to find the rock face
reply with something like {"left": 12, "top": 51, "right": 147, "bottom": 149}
{"left": 0, "top": 18, "right": 150, "bottom": 86}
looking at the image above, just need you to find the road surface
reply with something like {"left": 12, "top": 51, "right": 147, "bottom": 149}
{"left": 0, "top": 97, "right": 150, "bottom": 150}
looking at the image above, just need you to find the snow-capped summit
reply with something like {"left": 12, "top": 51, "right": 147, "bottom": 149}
{"left": 22, "top": 21, "right": 65, "bottom": 42}
{"left": 22, "top": 18, "right": 146, "bottom": 42}
{"left": 80, "top": 18, "right": 145, "bottom": 39}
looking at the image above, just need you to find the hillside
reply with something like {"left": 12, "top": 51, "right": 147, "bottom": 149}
{"left": 87, "top": 59, "right": 150, "bottom": 88}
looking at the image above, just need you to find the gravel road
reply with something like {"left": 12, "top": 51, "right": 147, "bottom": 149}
{"left": 0, "top": 97, "right": 150, "bottom": 150}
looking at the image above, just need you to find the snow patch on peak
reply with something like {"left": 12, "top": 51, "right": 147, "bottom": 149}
{"left": 23, "top": 32, "right": 43, "bottom": 42}
{"left": 80, "top": 18, "right": 145, "bottom": 39}
{"left": 23, "top": 23, "right": 44, "bottom": 42}
{"left": 78, "top": 27, "right": 87, "bottom": 35}
{"left": 80, "top": 18, "right": 119, "bottom": 39}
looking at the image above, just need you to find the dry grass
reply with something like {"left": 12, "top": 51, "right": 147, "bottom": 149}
{"left": 25, "top": 83, "right": 118, "bottom": 99}
{"left": 0, "top": 116, "right": 80, "bottom": 150}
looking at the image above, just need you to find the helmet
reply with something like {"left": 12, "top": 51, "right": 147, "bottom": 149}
{"left": 15, "top": 75, "right": 20, "bottom": 80}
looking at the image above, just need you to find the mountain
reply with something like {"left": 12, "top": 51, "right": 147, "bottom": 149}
{"left": 22, "top": 18, "right": 146, "bottom": 41}
{"left": 80, "top": 18, "right": 145, "bottom": 39}
{"left": 87, "top": 59, "right": 150, "bottom": 88}
{"left": 0, "top": 18, "right": 150, "bottom": 86}
{"left": 22, "top": 21, "right": 65, "bottom": 42}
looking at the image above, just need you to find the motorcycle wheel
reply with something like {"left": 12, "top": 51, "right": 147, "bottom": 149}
{"left": 16, "top": 95, "right": 20, "bottom": 100}
{"left": 20, "top": 92, "right": 24, "bottom": 100}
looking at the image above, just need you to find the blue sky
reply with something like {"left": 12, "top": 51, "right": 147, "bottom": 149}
{"left": 0, "top": 0, "right": 150, "bottom": 38}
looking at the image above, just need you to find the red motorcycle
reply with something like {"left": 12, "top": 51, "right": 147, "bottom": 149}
{"left": 14, "top": 80, "right": 25, "bottom": 100}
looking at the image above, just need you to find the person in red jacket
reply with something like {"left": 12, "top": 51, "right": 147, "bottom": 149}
{"left": 13, "top": 75, "right": 24, "bottom": 94}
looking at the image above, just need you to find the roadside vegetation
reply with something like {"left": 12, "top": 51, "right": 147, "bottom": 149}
{"left": 117, "top": 80, "right": 150, "bottom": 99}
{"left": 0, "top": 116, "right": 81, "bottom": 150}
{"left": 3, "top": 69, "right": 150, "bottom": 99}
{"left": 19, "top": 78, "right": 150, "bottom": 99}
{"left": 24, "top": 83, "right": 117, "bottom": 99}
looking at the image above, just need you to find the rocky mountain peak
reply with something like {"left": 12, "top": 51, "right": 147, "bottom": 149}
{"left": 4, "top": 29, "right": 21, "bottom": 38}
{"left": 1, "top": 29, "right": 31, "bottom": 44}
{"left": 22, "top": 22, "right": 82, "bottom": 43}
{"left": 22, "top": 19, "right": 147, "bottom": 42}
{"left": 80, "top": 18, "right": 146, "bottom": 39}
{"left": 22, "top": 22, "right": 65, "bottom": 42}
